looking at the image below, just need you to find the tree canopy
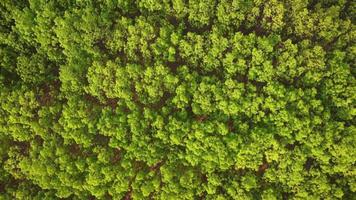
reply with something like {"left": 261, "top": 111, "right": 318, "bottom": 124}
{"left": 0, "top": 0, "right": 355, "bottom": 199}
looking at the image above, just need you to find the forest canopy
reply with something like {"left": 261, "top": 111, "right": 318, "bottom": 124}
{"left": 0, "top": 0, "right": 355, "bottom": 199}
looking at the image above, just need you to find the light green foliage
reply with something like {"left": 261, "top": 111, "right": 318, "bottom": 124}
{"left": 0, "top": 0, "right": 355, "bottom": 199}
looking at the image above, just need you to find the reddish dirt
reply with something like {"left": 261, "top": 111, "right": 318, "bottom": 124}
{"left": 149, "top": 160, "right": 165, "bottom": 172}
{"left": 123, "top": 189, "right": 132, "bottom": 200}
{"left": 258, "top": 162, "right": 269, "bottom": 175}
{"left": 196, "top": 115, "right": 207, "bottom": 122}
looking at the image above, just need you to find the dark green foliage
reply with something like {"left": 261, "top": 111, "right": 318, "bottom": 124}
{"left": 0, "top": 0, "right": 355, "bottom": 199}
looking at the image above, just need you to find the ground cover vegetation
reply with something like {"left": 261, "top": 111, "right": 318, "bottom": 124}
{"left": 0, "top": 0, "right": 355, "bottom": 199}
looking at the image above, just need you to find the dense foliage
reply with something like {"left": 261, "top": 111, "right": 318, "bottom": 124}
{"left": 0, "top": 0, "right": 355, "bottom": 199}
